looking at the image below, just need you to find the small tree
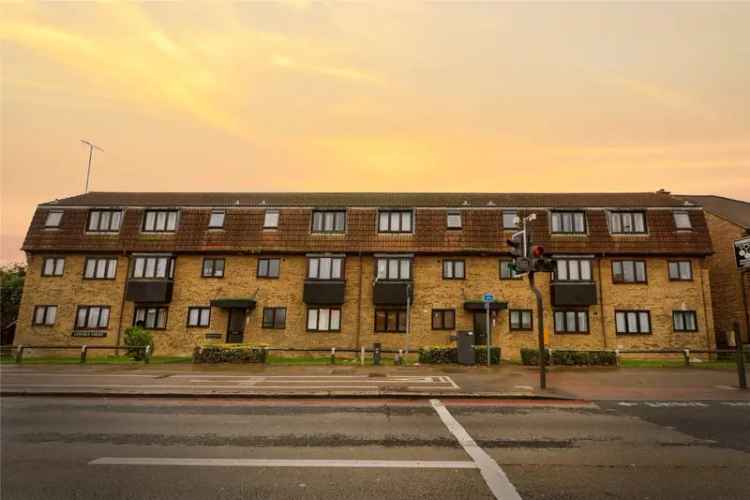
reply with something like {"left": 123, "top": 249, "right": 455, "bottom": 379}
{"left": 124, "top": 326, "right": 154, "bottom": 361}
{"left": 1, "top": 263, "right": 26, "bottom": 344}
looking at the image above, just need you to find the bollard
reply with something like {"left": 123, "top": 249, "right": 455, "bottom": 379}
{"left": 734, "top": 321, "right": 747, "bottom": 389}
{"left": 373, "top": 342, "right": 381, "bottom": 366}
{"left": 144, "top": 344, "right": 151, "bottom": 364}
{"left": 548, "top": 348, "right": 554, "bottom": 367}
{"left": 683, "top": 349, "right": 690, "bottom": 367}
{"left": 80, "top": 345, "right": 88, "bottom": 364}
{"left": 15, "top": 345, "right": 24, "bottom": 364}
{"left": 330, "top": 347, "right": 336, "bottom": 365}
{"left": 615, "top": 349, "right": 621, "bottom": 368}
{"left": 360, "top": 346, "right": 365, "bottom": 366}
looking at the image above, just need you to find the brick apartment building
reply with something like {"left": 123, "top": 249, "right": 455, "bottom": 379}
{"left": 15, "top": 191, "right": 716, "bottom": 358}
{"left": 676, "top": 195, "right": 750, "bottom": 346}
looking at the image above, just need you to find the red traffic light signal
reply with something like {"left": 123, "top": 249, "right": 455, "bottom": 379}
{"left": 531, "top": 244, "right": 545, "bottom": 258}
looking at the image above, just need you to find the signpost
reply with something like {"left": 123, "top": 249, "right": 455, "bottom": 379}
{"left": 483, "top": 293, "right": 494, "bottom": 367}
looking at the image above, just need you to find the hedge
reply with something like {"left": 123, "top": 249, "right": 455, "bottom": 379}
{"left": 193, "top": 344, "right": 267, "bottom": 364}
{"left": 418, "top": 345, "right": 501, "bottom": 365}
{"left": 520, "top": 348, "right": 616, "bottom": 366}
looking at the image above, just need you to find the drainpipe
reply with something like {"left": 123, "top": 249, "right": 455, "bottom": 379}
{"left": 356, "top": 251, "right": 363, "bottom": 349}
{"left": 597, "top": 254, "right": 607, "bottom": 348}
{"left": 114, "top": 252, "right": 129, "bottom": 355}
{"left": 699, "top": 257, "right": 712, "bottom": 350}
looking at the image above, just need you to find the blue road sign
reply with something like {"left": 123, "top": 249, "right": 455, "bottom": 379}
{"left": 483, "top": 293, "right": 494, "bottom": 303}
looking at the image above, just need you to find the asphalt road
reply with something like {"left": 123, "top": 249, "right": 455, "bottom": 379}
{"left": 2, "top": 397, "right": 749, "bottom": 499}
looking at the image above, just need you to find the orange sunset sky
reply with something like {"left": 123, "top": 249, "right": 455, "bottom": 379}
{"left": 2, "top": 1, "right": 749, "bottom": 264}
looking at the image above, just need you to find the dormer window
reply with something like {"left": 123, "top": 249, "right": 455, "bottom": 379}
{"left": 143, "top": 210, "right": 178, "bottom": 232}
{"left": 673, "top": 211, "right": 692, "bottom": 230}
{"left": 551, "top": 211, "right": 586, "bottom": 234}
{"left": 609, "top": 211, "right": 646, "bottom": 234}
{"left": 264, "top": 209, "right": 279, "bottom": 229}
{"left": 208, "top": 210, "right": 225, "bottom": 229}
{"left": 88, "top": 209, "right": 122, "bottom": 232}
{"left": 312, "top": 210, "right": 345, "bottom": 233}
{"left": 502, "top": 210, "right": 519, "bottom": 229}
{"left": 378, "top": 210, "right": 412, "bottom": 233}
{"left": 45, "top": 210, "right": 63, "bottom": 228}
{"left": 446, "top": 211, "right": 462, "bottom": 229}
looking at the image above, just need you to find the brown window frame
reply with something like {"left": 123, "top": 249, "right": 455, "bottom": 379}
{"left": 499, "top": 260, "right": 522, "bottom": 280}
{"left": 553, "top": 308, "right": 590, "bottom": 334}
{"left": 83, "top": 257, "right": 118, "bottom": 280}
{"left": 262, "top": 307, "right": 287, "bottom": 329}
{"left": 133, "top": 306, "right": 168, "bottom": 330}
{"left": 375, "top": 257, "right": 412, "bottom": 281}
{"left": 311, "top": 210, "right": 346, "bottom": 233}
{"left": 257, "top": 258, "right": 280, "bottom": 279}
{"left": 87, "top": 209, "right": 123, "bottom": 232}
{"left": 75, "top": 305, "right": 111, "bottom": 330}
{"left": 673, "top": 310, "right": 698, "bottom": 332}
{"left": 375, "top": 308, "right": 407, "bottom": 333}
{"left": 186, "top": 306, "right": 211, "bottom": 328}
{"left": 377, "top": 210, "right": 414, "bottom": 234}
{"left": 307, "top": 256, "right": 345, "bottom": 281}
{"left": 509, "top": 309, "right": 533, "bottom": 331}
{"left": 550, "top": 211, "right": 587, "bottom": 234}
{"left": 442, "top": 259, "right": 465, "bottom": 280}
{"left": 609, "top": 211, "right": 647, "bottom": 234}
{"left": 202, "top": 258, "right": 225, "bottom": 278}
{"left": 431, "top": 309, "right": 455, "bottom": 330}
{"left": 615, "top": 310, "right": 652, "bottom": 335}
{"left": 41, "top": 257, "right": 65, "bottom": 277}
{"left": 306, "top": 307, "right": 342, "bottom": 332}
{"left": 142, "top": 209, "right": 179, "bottom": 232}
{"left": 611, "top": 260, "right": 647, "bottom": 284}
{"left": 668, "top": 260, "right": 693, "bottom": 281}
{"left": 32, "top": 305, "right": 57, "bottom": 326}
{"left": 553, "top": 258, "right": 593, "bottom": 282}
{"left": 130, "top": 255, "right": 175, "bottom": 280}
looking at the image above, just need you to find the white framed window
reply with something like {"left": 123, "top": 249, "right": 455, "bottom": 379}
{"left": 443, "top": 260, "right": 465, "bottom": 279}
{"left": 208, "top": 210, "right": 225, "bottom": 229}
{"left": 264, "top": 209, "right": 280, "bottom": 228}
{"left": 42, "top": 257, "right": 65, "bottom": 277}
{"left": 446, "top": 211, "right": 462, "bottom": 229}
{"left": 32, "top": 305, "right": 57, "bottom": 326}
{"left": 502, "top": 210, "right": 518, "bottom": 229}
{"left": 308, "top": 256, "right": 344, "bottom": 280}
{"left": 554, "top": 309, "right": 589, "bottom": 333}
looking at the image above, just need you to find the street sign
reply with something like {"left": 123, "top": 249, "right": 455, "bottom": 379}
{"left": 735, "top": 237, "right": 750, "bottom": 269}
{"left": 483, "top": 292, "right": 494, "bottom": 303}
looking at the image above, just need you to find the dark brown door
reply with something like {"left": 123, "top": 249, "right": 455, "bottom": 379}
{"left": 473, "top": 312, "right": 487, "bottom": 345}
{"left": 226, "top": 308, "right": 246, "bottom": 343}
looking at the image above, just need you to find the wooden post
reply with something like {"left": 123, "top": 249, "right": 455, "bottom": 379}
{"left": 80, "top": 345, "right": 88, "bottom": 364}
{"left": 15, "top": 345, "right": 24, "bottom": 364}
{"left": 330, "top": 347, "right": 336, "bottom": 365}
{"left": 734, "top": 321, "right": 747, "bottom": 389}
{"left": 683, "top": 349, "right": 690, "bottom": 367}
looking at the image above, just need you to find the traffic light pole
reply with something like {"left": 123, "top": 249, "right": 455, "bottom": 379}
{"left": 528, "top": 271, "right": 547, "bottom": 389}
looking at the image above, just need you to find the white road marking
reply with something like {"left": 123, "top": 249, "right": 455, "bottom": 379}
{"left": 513, "top": 385, "right": 533, "bottom": 391}
{"left": 644, "top": 402, "right": 708, "bottom": 408}
{"left": 618, "top": 402, "right": 639, "bottom": 407}
{"left": 721, "top": 402, "right": 750, "bottom": 407}
{"left": 430, "top": 399, "right": 522, "bottom": 500}
{"left": 89, "top": 457, "right": 477, "bottom": 469}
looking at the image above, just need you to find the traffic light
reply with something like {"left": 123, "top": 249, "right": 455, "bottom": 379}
{"left": 528, "top": 244, "right": 556, "bottom": 272}
{"left": 507, "top": 230, "right": 528, "bottom": 258}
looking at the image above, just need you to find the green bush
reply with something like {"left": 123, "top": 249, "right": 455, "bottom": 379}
{"left": 520, "top": 348, "right": 616, "bottom": 366}
{"left": 193, "top": 344, "right": 267, "bottom": 364}
{"left": 123, "top": 326, "right": 153, "bottom": 361}
{"left": 418, "top": 345, "right": 500, "bottom": 365}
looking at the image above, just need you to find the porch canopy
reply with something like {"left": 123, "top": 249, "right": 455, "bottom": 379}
{"left": 210, "top": 298, "right": 257, "bottom": 309}
{"left": 463, "top": 300, "right": 507, "bottom": 312}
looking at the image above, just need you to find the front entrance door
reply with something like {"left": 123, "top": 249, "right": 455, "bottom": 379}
{"left": 226, "top": 308, "right": 246, "bottom": 343}
{"left": 473, "top": 312, "right": 488, "bottom": 345}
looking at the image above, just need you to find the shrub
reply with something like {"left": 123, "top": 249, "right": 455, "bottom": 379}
{"left": 123, "top": 326, "right": 153, "bottom": 361}
{"left": 521, "top": 348, "right": 549, "bottom": 366}
{"left": 418, "top": 345, "right": 501, "bottom": 365}
{"left": 193, "top": 344, "right": 267, "bottom": 364}
{"left": 520, "top": 348, "right": 616, "bottom": 366}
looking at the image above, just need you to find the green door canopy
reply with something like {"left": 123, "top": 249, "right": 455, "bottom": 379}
{"left": 463, "top": 301, "right": 507, "bottom": 312}
{"left": 210, "top": 298, "right": 257, "bottom": 309}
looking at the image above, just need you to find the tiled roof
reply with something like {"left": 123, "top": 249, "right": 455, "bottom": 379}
{"left": 675, "top": 195, "right": 750, "bottom": 230}
{"left": 23, "top": 191, "right": 713, "bottom": 256}
{"left": 41, "top": 191, "right": 690, "bottom": 208}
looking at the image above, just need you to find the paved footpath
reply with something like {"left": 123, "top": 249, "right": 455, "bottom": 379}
{"left": 1, "top": 363, "right": 748, "bottom": 400}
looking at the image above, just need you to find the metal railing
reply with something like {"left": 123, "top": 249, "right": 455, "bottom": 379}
{"left": 2, "top": 344, "right": 151, "bottom": 364}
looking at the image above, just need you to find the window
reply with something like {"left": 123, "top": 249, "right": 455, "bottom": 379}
{"left": 76, "top": 305, "right": 111, "bottom": 330}
{"left": 44, "top": 210, "right": 63, "bottom": 228}
{"left": 208, "top": 210, "right": 225, "bottom": 229}
{"left": 133, "top": 306, "right": 168, "bottom": 329}
{"left": 142, "top": 209, "right": 178, "bottom": 232}
{"left": 551, "top": 211, "right": 586, "bottom": 234}
{"left": 609, "top": 211, "right": 646, "bottom": 234}
{"left": 308, "top": 256, "right": 344, "bottom": 280}
{"left": 431, "top": 309, "right": 455, "bottom": 330}
{"left": 32, "top": 305, "right": 57, "bottom": 326}
{"left": 554, "top": 259, "right": 592, "bottom": 282}
{"left": 375, "top": 308, "right": 407, "bottom": 333}
{"left": 502, "top": 210, "right": 518, "bottom": 229}
{"left": 668, "top": 260, "right": 692, "bottom": 281}
{"left": 443, "top": 259, "right": 465, "bottom": 279}
{"left": 264, "top": 209, "right": 279, "bottom": 229}
{"left": 612, "top": 260, "right": 646, "bottom": 284}
{"left": 187, "top": 307, "right": 211, "bottom": 327}
{"left": 673, "top": 211, "right": 692, "bottom": 229}
{"left": 615, "top": 311, "right": 651, "bottom": 334}
{"left": 262, "top": 307, "right": 287, "bottom": 329}
{"left": 499, "top": 260, "right": 522, "bottom": 280}
{"left": 554, "top": 309, "right": 589, "bottom": 334}
{"left": 84, "top": 257, "right": 117, "bottom": 279}
{"left": 202, "top": 258, "right": 225, "bottom": 278}
{"left": 378, "top": 210, "right": 413, "bottom": 233}
{"left": 42, "top": 257, "right": 65, "bottom": 277}
{"left": 447, "top": 211, "right": 462, "bottom": 229}
{"left": 307, "top": 307, "right": 341, "bottom": 332}
{"left": 131, "top": 256, "right": 175, "bottom": 279}
{"left": 510, "top": 310, "right": 532, "bottom": 331}
{"left": 257, "top": 258, "right": 280, "bottom": 278}
{"left": 312, "top": 210, "right": 346, "bottom": 233}
{"left": 376, "top": 257, "right": 411, "bottom": 280}
{"left": 673, "top": 311, "right": 698, "bottom": 332}
{"left": 87, "top": 209, "right": 122, "bottom": 232}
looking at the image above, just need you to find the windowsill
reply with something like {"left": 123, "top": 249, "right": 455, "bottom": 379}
{"left": 615, "top": 333, "right": 653, "bottom": 336}
{"left": 262, "top": 227, "right": 279, "bottom": 231}
{"left": 550, "top": 233, "right": 589, "bottom": 237}
{"left": 207, "top": 228, "right": 225, "bottom": 232}
{"left": 674, "top": 330, "right": 699, "bottom": 334}
{"left": 610, "top": 233, "right": 649, "bottom": 237}
{"left": 553, "top": 332, "right": 590, "bottom": 335}
{"left": 510, "top": 329, "right": 533, "bottom": 333}
{"left": 83, "top": 278, "right": 117, "bottom": 281}
{"left": 377, "top": 232, "right": 414, "bottom": 236}
{"left": 42, "top": 227, "right": 62, "bottom": 231}
{"left": 85, "top": 231, "right": 121, "bottom": 235}
{"left": 612, "top": 281, "right": 648, "bottom": 285}
{"left": 675, "top": 228, "right": 694, "bottom": 232}
{"left": 304, "top": 279, "right": 346, "bottom": 283}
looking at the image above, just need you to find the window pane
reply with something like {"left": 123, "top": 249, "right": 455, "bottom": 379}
{"left": 454, "top": 261, "right": 465, "bottom": 278}
{"left": 133, "top": 258, "right": 145, "bottom": 278}
{"left": 626, "top": 312, "right": 637, "bottom": 333}
{"left": 308, "top": 258, "right": 319, "bottom": 279}
{"left": 503, "top": 211, "right": 517, "bottom": 228}
{"left": 674, "top": 212, "right": 691, "bottom": 229}
{"left": 386, "top": 311, "right": 397, "bottom": 331}
{"left": 89, "top": 211, "right": 100, "bottom": 231}
{"left": 214, "top": 259, "right": 224, "bottom": 277}
{"left": 324, "top": 212, "right": 334, "bottom": 231}
{"left": 46, "top": 306, "right": 57, "bottom": 325}
{"left": 77, "top": 308, "right": 87, "bottom": 328}
{"left": 375, "top": 311, "right": 386, "bottom": 331}
{"left": 319, "top": 308, "right": 330, "bottom": 331}
{"left": 401, "top": 212, "right": 412, "bottom": 232}
{"left": 307, "top": 309, "right": 318, "bottom": 330}
{"left": 565, "top": 311, "right": 575, "bottom": 331}
{"left": 522, "top": 311, "right": 531, "bottom": 329}
{"left": 34, "top": 307, "right": 45, "bottom": 325}
{"left": 111, "top": 211, "right": 122, "bottom": 230}
{"left": 397, "top": 311, "right": 407, "bottom": 332}
{"left": 331, "top": 258, "right": 342, "bottom": 279}
{"left": 634, "top": 213, "right": 645, "bottom": 232}
{"left": 388, "top": 259, "right": 398, "bottom": 279}
{"left": 268, "top": 259, "right": 280, "bottom": 277}
{"left": 389, "top": 213, "right": 400, "bottom": 232}
{"left": 639, "top": 312, "right": 650, "bottom": 333}
{"left": 674, "top": 313, "right": 685, "bottom": 331}
{"left": 616, "top": 312, "right": 626, "bottom": 333}
{"left": 46, "top": 211, "right": 62, "bottom": 226}
{"left": 44, "top": 259, "right": 55, "bottom": 276}
{"left": 87, "top": 307, "right": 100, "bottom": 328}
{"left": 54, "top": 258, "right": 64, "bottom": 275}
{"left": 612, "top": 261, "right": 623, "bottom": 281}
{"left": 432, "top": 311, "right": 442, "bottom": 329}
{"left": 578, "top": 312, "right": 587, "bottom": 332}
{"left": 189, "top": 309, "right": 199, "bottom": 326}
{"left": 312, "top": 212, "right": 322, "bottom": 232}
{"left": 274, "top": 308, "right": 286, "bottom": 329}
{"left": 445, "top": 310, "right": 455, "bottom": 329}
{"left": 679, "top": 261, "right": 691, "bottom": 279}
{"left": 100, "top": 211, "right": 111, "bottom": 231}
{"left": 551, "top": 213, "right": 561, "bottom": 232}
{"left": 379, "top": 212, "right": 389, "bottom": 232}
{"left": 686, "top": 313, "right": 696, "bottom": 331}
{"left": 145, "top": 212, "right": 155, "bottom": 231}
{"left": 569, "top": 261, "right": 580, "bottom": 281}
{"left": 510, "top": 311, "right": 519, "bottom": 329}
{"left": 200, "top": 308, "right": 210, "bottom": 326}
{"left": 580, "top": 260, "right": 591, "bottom": 280}
{"left": 377, "top": 259, "right": 387, "bottom": 279}
{"left": 447, "top": 213, "right": 461, "bottom": 228}
{"left": 209, "top": 211, "right": 224, "bottom": 228}
{"left": 107, "top": 259, "right": 117, "bottom": 278}
{"left": 319, "top": 258, "right": 331, "bottom": 280}
{"left": 335, "top": 212, "right": 346, "bottom": 231}
{"left": 166, "top": 212, "right": 177, "bottom": 230}
{"left": 623, "top": 261, "right": 634, "bottom": 282}
{"left": 668, "top": 262, "right": 679, "bottom": 279}
{"left": 156, "top": 258, "right": 167, "bottom": 278}
{"left": 562, "top": 213, "right": 572, "bottom": 232}
{"left": 330, "top": 309, "right": 340, "bottom": 330}
{"left": 554, "top": 311, "right": 564, "bottom": 332}
{"left": 610, "top": 213, "right": 622, "bottom": 233}
{"left": 94, "top": 259, "right": 105, "bottom": 278}
{"left": 264, "top": 210, "right": 279, "bottom": 228}
{"left": 157, "top": 309, "right": 167, "bottom": 328}
{"left": 155, "top": 212, "right": 166, "bottom": 231}
{"left": 574, "top": 213, "right": 585, "bottom": 232}
{"left": 145, "top": 258, "right": 156, "bottom": 278}
{"left": 635, "top": 262, "right": 646, "bottom": 282}
{"left": 556, "top": 260, "right": 568, "bottom": 281}
{"left": 622, "top": 213, "right": 633, "bottom": 232}
{"left": 259, "top": 259, "right": 269, "bottom": 276}
{"left": 400, "top": 259, "right": 410, "bottom": 279}
{"left": 443, "top": 261, "right": 453, "bottom": 278}
{"left": 97, "top": 307, "right": 109, "bottom": 328}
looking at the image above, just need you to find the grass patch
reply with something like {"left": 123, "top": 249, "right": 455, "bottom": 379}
{"left": 0, "top": 355, "right": 191, "bottom": 365}
{"left": 265, "top": 354, "right": 417, "bottom": 366}
{"left": 619, "top": 358, "right": 738, "bottom": 369}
